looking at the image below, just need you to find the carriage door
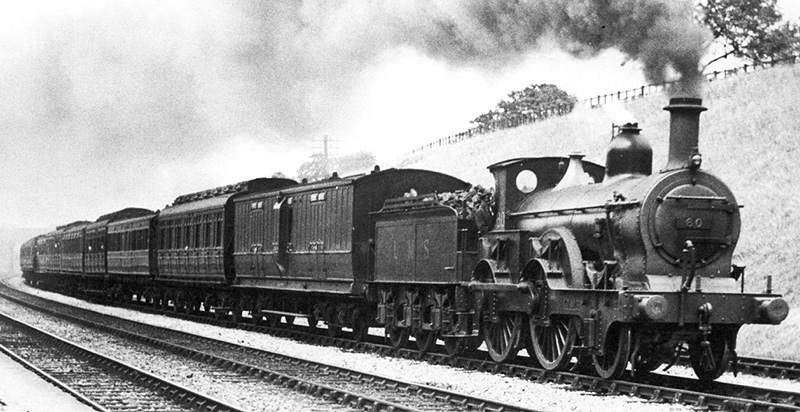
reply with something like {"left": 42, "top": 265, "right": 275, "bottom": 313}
{"left": 272, "top": 196, "right": 292, "bottom": 276}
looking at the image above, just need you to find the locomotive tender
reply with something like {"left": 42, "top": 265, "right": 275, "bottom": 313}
{"left": 20, "top": 97, "right": 788, "bottom": 382}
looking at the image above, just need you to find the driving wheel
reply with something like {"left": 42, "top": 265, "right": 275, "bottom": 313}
{"left": 530, "top": 316, "right": 577, "bottom": 371}
{"left": 483, "top": 313, "right": 523, "bottom": 363}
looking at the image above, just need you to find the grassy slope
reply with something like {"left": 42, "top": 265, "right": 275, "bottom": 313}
{"left": 392, "top": 64, "right": 800, "bottom": 360}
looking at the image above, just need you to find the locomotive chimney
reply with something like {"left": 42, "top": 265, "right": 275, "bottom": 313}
{"left": 663, "top": 97, "right": 707, "bottom": 171}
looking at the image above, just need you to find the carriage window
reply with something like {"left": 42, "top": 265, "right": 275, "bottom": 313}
{"left": 310, "top": 192, "right": 326, "bottom": 202}
{"left": 175, "top": 226, "right": 182, "bottom": 249}
{"left": 184, "top": 225, "right": 191, "bottom": 248}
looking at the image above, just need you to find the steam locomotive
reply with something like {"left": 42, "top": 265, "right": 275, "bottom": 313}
{"left": 20, "top": 97, "right": 788, "bottom": 382}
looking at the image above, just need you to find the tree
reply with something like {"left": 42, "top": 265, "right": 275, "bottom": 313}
{"left": 296, "top": 153, "right": 329, "bottom": 182}
{"left": 296, "top": 151, "right": 377, "bottom": 182}
{"left": 701, "top": 0, "right": 800, "bottom": 64}
{"left": 470, "top": 84, "right": 577, "bottom": 129}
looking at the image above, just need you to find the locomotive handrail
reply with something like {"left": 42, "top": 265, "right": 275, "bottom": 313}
{"left": 507, "top": 200, "right": 641, "bottom": 218}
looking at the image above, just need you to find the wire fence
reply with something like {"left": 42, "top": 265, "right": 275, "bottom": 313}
{"left": 403, "top": 56, "right": 799, "bottom": 157}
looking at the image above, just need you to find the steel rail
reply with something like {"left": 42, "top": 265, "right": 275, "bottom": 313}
{"left": 0, "top": 341, "right": 108, "bottom": 412}
{"left": 0, "top": 310, "right": 247, "bottom": 412}
{"left": 8, "top": 281, "right": 799, "bottom": 412}
{"left": 0, "top": 286, "right": 539, "bottom": 412}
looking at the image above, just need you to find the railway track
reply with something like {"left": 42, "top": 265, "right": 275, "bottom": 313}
{"left": 0, "top": 311, "right": 245, "bottom": 412}
{"left": 674, "top": 354, "right": 800, "bottom": 381}
{"left": 6, "top": 282, "right": 800, "bottom": 412}
{"left": 0, "top": 285, "right": 537, "bottom": 412}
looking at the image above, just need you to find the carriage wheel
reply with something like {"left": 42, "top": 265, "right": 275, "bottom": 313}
{"left": 593, "top": 324, "right": 631, "bottom": 379}
{"left": 530, "top": 316, "right": 576, "bottom": 371}
{"left": 184, "top": 297, "right": 197, "bottom": 315}
{"left": 231, "top": 299, "right": 244, "bottom": 323}
{"left": 351, "top": 309, "right": 369, "bottom": 342}
{"left": 327, "top": 322, "right": 342, "bottom": 338}
{"left": 483, "top": 313, "right": 523, "bottom": 363}
{"left": 307, "top": 313, "right": 320, "bottom": 333}
{"left": 250, "top": 298, "right": 264, "bottom": 325}
{"left": 689, "top": 331, "right": 732, "bottom": 381}
{"left": 264, "top": 313, "right": 280, "bottom": 328}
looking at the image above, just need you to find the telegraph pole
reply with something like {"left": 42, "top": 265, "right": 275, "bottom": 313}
{"left": 313, "top": 134, "right": 338, "bottom": 177}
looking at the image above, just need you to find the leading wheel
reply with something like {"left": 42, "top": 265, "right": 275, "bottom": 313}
{"left": 530, "top": 316, "right": 576, "bottom": 371}
{"left": 593, "top": 324, "right": 631, "bottom": 379}
{"left": 483, "top": 313, "right": 523, "bottom": 363}
{"left": 689, "top": 331, "right": 731, "bottom": 381}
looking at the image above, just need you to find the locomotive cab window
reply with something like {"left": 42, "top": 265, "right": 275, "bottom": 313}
{"left": 516, "top": 170, "right": 538, "bottom": 193}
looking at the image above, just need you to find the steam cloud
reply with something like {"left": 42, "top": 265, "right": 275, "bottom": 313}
{"left": 2, "top": 0, "right": 710, "bottom": 227}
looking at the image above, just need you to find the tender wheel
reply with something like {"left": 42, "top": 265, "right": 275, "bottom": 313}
{"left": 386, "top": 325, "right": 409, "bottom": 348}
{"left": 415, "top": 329, "right": 436, "bottom": 353}
{"left": 415, "top": 297, "right": 437, "bottom": 353}
{"left": 689, "top": 331, "right": 731, "bottom": 382}
{"left": 443, "top": 338, "right": 465, "bottom": 357}
{"left": 385, "top": 293, "right": 410, "bottom": 348}
{"left": 593, "top": 324, "right": 632, "bottom": 379}
{"left": 483, "top": 313, "right": 523, "bottom": 363}
{"left": 530, "top": 316, "right": 576, "bottom": 371}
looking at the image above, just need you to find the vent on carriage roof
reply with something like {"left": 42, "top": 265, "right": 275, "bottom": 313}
{"left": 170, "top": 178, "right": 298, "bottom": 206}
{"left": 55, "top": 220, "right": 92, "bottom": 231}
{"left": 172, "top": 181, "right": 252, "bottom": 205}
{"left": 95, "top": 207, "right": 154, "bottom": 223}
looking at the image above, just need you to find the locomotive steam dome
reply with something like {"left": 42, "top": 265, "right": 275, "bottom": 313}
{"left": 605, "top": 123, "right": 652, "bottom": 177}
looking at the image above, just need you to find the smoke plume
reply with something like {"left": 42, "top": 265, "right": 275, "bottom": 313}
{"left": 2, "top": 0, "right": 711, "bottom": 227}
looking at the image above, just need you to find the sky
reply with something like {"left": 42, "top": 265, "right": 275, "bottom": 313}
{"left": 1, "top": 0, "right": 797, "bottom": 229}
